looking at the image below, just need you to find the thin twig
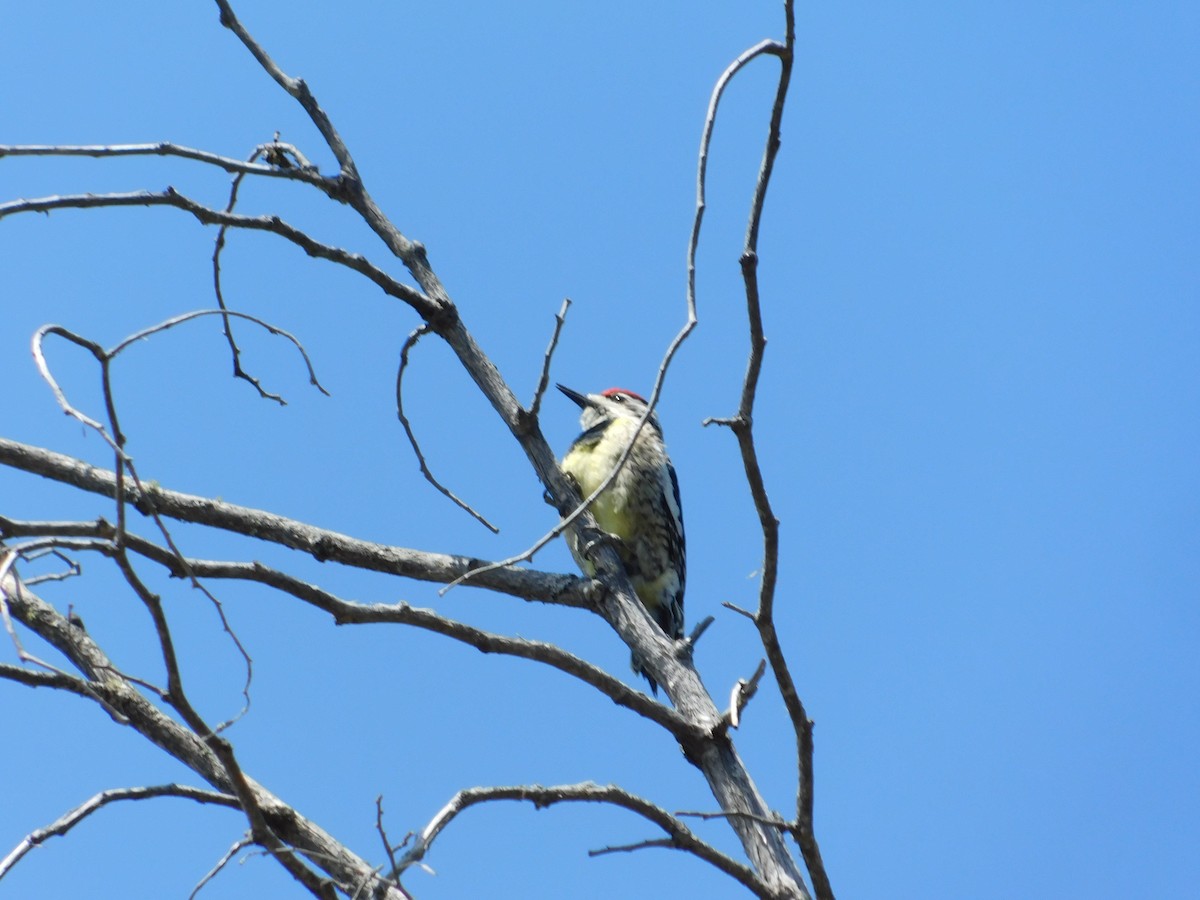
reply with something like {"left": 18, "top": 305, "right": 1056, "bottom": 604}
{"left": 395, "top": 325, "right": 498, "bottom": 532}
{"left": 373, "top": 798, "right": 414, "bottom": 900}
{"left": 189, "top": 835, "right": 253, "bottom": 900}
{"left": 208, "top": 136, "right": 327, "bottom": 403}
{"left": 696, "top": 2, "right": 834, "bottom": 896}
{"left": 212, "top": 144, "right": 283, "bottom": 403}
{"left": 685, "top": 614, "right": 716, "bottom": 647}
{"left": 676, "top": 808, "right": 792, "bottom": 830}
{"left": 588, "top": 838, "right": 675, "bottom": 856}
{"left": 33, "top": 315, "right": 275, "bottom": 729}
{"left": 722, "top": 600, "right": 757, "bottom": 621}
{"left": 392, "top": 782, "right": 771, "bottom": 898}
{"left": 3, "top": 575, "right": 399, "bottom": 898}
{"left": 529, "top": 298, "right": 572, "bottom": 420}
{"left": 108, "top": 309, "right": 327, "bottom": 391}
{"left": 687, "top": 38, "right": 787, "bottom": 320}
{"left": 17, "top": 548, "right": 81, "bottom": 586}
{"left": 0, "top": 142, "right": 325, "bottom": 185}
{"left": 375, "top": 797, "right": 399, "bottom": 876}
{"left": 0, "top": 190, "right": 438, "bottom": 318}
{"left": 0, "top": 784, "right": 238, "bottom": 880}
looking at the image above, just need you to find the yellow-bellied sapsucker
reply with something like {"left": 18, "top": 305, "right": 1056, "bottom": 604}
{"left": 558, "top": 384, "right": 685, "bottom": 693}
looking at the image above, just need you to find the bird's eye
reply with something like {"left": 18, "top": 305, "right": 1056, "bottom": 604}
{"left": 611, "top": 393, "right": 625, "bottom": 403}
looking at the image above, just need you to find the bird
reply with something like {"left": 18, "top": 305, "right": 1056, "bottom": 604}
{"left": 557, "top": 384, "right": 685, "bottom": 693}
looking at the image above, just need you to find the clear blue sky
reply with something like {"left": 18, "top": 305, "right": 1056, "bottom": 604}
{"left": 3, "top": 2, "right": 1197, "bottom": 897}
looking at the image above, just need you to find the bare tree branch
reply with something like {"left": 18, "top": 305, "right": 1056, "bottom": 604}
{"left": 0, "top": 142, "right": 325, "bottom": 186}
{"left": 395, "top": 325, "right": 499, "bottom": 532}
{"left": 0, "top": 573, "right": 408, "bottom": 900}
{"left": 529, "top": 298, "right": 572, "bottom": 420}
{"left": 0, "top": 660, "right": 92, "bottom": 696}
{"left": 0, "top": 784, "right": 239, "bottom": 881}
{"left": 16, "top": 547, "right": 80, "bottom": 586}
{"left": 688, "top": 38, "right": 786, "bottom": 319}
{"left": 0, "top": 546, "right": 101, "bottom": 684}
{"left": 0, "top": 517, "right": 687, "bottom": 734}
{"left": 0, "top": 440, "right": 585, "bottom": 607}
{"left": 588, "top": 837, "right": 676, "bottom": 856}
{"left": 0, "top": 190, "right": 438, "bottom": 319}
{"left": 392, "top": 782, "right": 774, "bottom": 899}
{"left": 32, "top": 316, "right": 263, "bottom": 729}
{"left": 695, "top": 2, "right": 833, "bottom": 896}
{"left": 213, "top": 0, "right": 357, "bottom": 183}
{"left": 373, "top": 798, "right": 404, "bottom": 894}
{"left": 202, "top": 134, "right": 328, "bottom": 403}
{"left": 189, "top": 834, "right": 254, "bottom": 900}
{"left": 1, "top": 0, "right": 824, "bottom": 894}
{"left": 676, "top": 808, "right": 792, "bottom": 829}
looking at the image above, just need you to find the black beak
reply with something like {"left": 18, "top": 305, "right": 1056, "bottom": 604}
{"left": 556, "top": 384, "right": 588, "bottom": 409}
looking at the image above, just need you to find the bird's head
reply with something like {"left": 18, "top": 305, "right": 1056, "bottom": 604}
{"left": 557, "top": 384, "right": 661, "bottom": 432}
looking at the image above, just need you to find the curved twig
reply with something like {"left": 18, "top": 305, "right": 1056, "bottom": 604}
{"left": 32, "top": 310, "right": 329, "bottom": 729}
{"left": 17, "top": 547, "right": 81, "bottom": 586}
{"left": 0, "top": 190, "right": 438, "bottom": 319}
{"left": 392, "top": 782, "right": 771, "bottom": 899}
{"left": 0, "top": 784, "right": 239, "bottom": 881}
{"left": 687, "top": 38, "right": 787, "bottom": 319}
{"left": 396, "top": 325, "right": 498, "bottom": 532}
{"left": 2, "top": 0, "right": 819, "bottom": 893}
{"left": 212, "top": 144, "right": 282, "bottom": 402}
{"left": 3, "top": 578, "right": 401, "bottom": 899}
{"left": 106, "top": 309, "right": 327, "bottom": 388}
{"left": 207, "top": 135, "right": 324, "bottom": 403}
{"left": 695, "top": 2, "right": 834, "bottom": 896}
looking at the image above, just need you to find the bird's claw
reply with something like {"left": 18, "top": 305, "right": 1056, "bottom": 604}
{"left": 579, "top": 526, "right": 629, "bottom": 563}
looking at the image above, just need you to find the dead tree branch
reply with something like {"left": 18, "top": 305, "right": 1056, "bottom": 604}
{"left": 0, "top": 571, "right": 407, "bottom": 900}
{"left": 0, "top": 0, "right": 823, "bottom": 894}
{"left": 395, "top": 325, "right": 499, "bottom": 532}
{"left": 0, "top": 439, "right": 585, "bottom": 607}
{"left": 0, "top": 190, "right": 437, "bottom": 318}
{"left": 0, "top": 142, "right": 326, "bottom": 186}
{"left": 696, "top": 1, "right": 833, "bottom": 896}
{"left": 392, "top": 782, "right": 773, "bottom": 899}
{"left": 0, "top": 784, "right": 238, "bottom": 881}
{"left": 0, "top": 524, "right": 685, "bottom": 733}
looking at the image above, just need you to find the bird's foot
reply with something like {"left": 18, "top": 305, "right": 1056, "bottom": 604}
{"left": 579, "top": 526, "right": 628, "bottom": 564}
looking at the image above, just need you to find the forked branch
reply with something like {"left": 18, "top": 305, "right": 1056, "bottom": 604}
{"left": 696, "top": 0, "right": 833, "bottom": 895}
